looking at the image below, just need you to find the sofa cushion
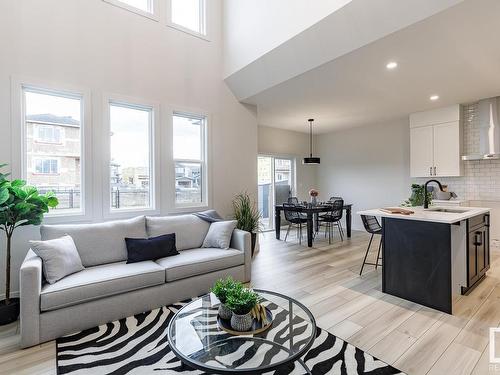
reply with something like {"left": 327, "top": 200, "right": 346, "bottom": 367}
{"left": 41, "top": 216, "right": 147, "bottom": 267}
{"left": 30, "top": 235, "right": 84, "bottom": 284}
{"left": 40, "top": 261, "right": 165, "bottom": 312}
{"left": 146, "top": 215, "right": 210, "bottom": 251}
{"left": 125, "top": 233, "right": 179, "bottom": 264}
{"left": 156, "top": 248, "right": 244, "bottom": 282}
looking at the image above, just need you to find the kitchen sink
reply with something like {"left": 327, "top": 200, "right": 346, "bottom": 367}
{"left": 426, "top": 207, "right": 470, "bottom": 214}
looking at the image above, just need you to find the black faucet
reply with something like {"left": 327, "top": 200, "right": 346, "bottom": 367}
{"left": 423, "top": 179, "right": 444, "bottom": 209}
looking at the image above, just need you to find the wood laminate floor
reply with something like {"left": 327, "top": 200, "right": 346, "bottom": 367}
{"left": 1, "top": 229, "right": 499, "bottom": 374}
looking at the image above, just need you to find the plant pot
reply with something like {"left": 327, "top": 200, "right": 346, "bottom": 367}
{"left": 218, "top": 303, "right": 232, "bottom": 320}
{"left": 251, "top": 233, "right": 257, "bottom": 256}
{"left": 230, "top": 312, "right": 253, "bottom": 332}
{"left": 0, "top": 298, "right": 20, "bottom": 326}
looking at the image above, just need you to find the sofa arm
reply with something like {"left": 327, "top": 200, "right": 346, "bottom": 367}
{"left": 230, "top": 229, "right": 252, "bottom": 282}
{"left": 20, "top": 250, "right": 42, "bottom": 348}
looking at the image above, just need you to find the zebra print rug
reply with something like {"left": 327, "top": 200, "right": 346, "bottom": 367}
{"left": 56, "top": 299, "right": 406, "bottom": 375}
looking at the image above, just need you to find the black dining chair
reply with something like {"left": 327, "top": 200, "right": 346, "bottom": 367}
{"left": 329, "top": 196, "right": 345, "bottom": 238}
{"left": 283, "top": 203, "right": 307, "bottom": 244}
{"left": 288, "top": 197, "right": 307, "bottom": 220}
{"left": 318, "top": 198, "right": 344, "bottom": 244}
{"left": 359, "top": 215, "right": 383, "bottom": 275}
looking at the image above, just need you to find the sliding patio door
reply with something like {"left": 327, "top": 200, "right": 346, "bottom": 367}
{"left": 257, "top": 156, "right": 295, "bottom": 230}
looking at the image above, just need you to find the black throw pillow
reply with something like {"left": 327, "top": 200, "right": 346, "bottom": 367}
{"left": 125, "top": 233, "right": 179, "bottom": 264}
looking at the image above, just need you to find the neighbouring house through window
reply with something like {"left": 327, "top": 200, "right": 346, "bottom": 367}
{"left": 23, "top": 86, "right": 83, "bottom": 213}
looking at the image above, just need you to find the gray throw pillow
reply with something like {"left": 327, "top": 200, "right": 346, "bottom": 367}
{"left": 30, "top": 235, "right": 84, "bottom": 284}
{"left": 202, "top": 220, "right": 237, "bottom": 249}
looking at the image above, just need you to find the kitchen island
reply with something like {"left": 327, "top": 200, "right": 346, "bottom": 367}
{"left": 357, "top": 206, "right": 491, "bottom": 314}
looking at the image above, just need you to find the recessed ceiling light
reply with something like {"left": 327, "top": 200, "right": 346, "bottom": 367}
{"left": 430, "top": 95, "right": 440, "bottom": 101}
{"left": 386, "top": 61, "right": 398, "bottom": 70}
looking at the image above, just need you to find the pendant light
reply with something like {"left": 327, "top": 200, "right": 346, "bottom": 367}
{"left": 303, "top": 119, "right": 320, "bottom": 164}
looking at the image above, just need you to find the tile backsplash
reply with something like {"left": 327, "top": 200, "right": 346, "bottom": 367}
{"left": 414, "top": 102, "right": 500, "bottom": 201}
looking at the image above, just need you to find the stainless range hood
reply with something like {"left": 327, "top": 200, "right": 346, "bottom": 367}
{"left": 462, "top": 97, "right": 500, "bottom": 160}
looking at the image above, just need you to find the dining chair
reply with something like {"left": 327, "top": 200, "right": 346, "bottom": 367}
{"left": 318, "top": 198, "right": 344, "bottom": 244}
{"left": 288, "top": 197, "right": 307, "bottom": 220}
{"left": 283, "top": 203, "right": 307, "bottom": 244}
{"left": 359, "top": 215, "right": 383, "bottom": 275}
{"left": 329, "top": 196, "right": 345, "bottom": 238}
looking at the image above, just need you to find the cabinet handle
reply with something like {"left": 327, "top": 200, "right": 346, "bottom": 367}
{"left": 474, "top": 232, "right": 482, "bottom": 246}
{"left": 433, "top": 166, "right": 437, "bottom": 176}
{"left": 430, "top": 167, "right": 433, "bottom": 176}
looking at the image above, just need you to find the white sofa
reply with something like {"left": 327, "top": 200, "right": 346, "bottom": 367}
{"left": 19, "top": 215, "right": 251, "bottom": 348}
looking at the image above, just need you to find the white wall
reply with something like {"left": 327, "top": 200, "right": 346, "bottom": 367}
{"left": 222, "top": 0, "right": 351, "bottom": 77}
{"left": 0, "top": 0, "right": 258, "bottom": 297}
{"left": 317, "top": 119, "right": 411, "bottom": 230}
{"left": 258, "top": 126, "right": 317, "bottom": 200}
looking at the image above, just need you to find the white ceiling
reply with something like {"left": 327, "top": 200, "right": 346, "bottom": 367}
{"left": 241, "top": 0, "right": 500, "bottom": 134}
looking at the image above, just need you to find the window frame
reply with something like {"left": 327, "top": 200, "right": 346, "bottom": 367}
{"left": 102, "top": 93, "right": 160, "bottom": 219}
{"left": 33, "top": 157, "right": 60, "bottom": 175}
{"left": 11, "top": 77, "right": 93, "bottom": 222}
{"left": 103, "top": 0, "right": 160, "bottom": 21}
{"left": 34, "top": 124, "right": 64, "bottom": 144}
{"left": 170, "top": 110, "right": 209, "bottom": 211}
{"left": 166, "top": 0, "right": 209, "bottom": 41}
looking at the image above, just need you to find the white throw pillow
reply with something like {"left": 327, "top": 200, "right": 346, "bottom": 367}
{"left": 202, "top": 220, "right": 238, "bottom": 249}
{"left": 30, "top": 235, "right": 84, "bottom": 284}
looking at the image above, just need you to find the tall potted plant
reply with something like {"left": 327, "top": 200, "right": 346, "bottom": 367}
{"left": 232, "top": 192, "right": 262, "bottom": 255}
{"left": 0, "top": 164, "right": 58, "bottom": 325}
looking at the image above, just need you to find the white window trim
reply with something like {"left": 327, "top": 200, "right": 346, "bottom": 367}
{"left": 166, "top": 108, "right": 210, "bottom": 213}
{"left": 33, "top": 157, "right": 60, "bottom": 175}
{"left": 34, "top": 124, "right": 64, "bottom": 144}
{"left": 10, "top": 76, "right": 93, "bottom": 223}
{"left": 103, "top": 0, "right": 160, "bottom": 22}
{"left": 166, "top": 0, "right": 210, "bottom": 41}
{"left": 102, "top": 93, "right": 160, "bottom": 219}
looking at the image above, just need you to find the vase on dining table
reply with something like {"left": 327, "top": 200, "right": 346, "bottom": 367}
{"left": 310, "top": 196, "right": 317, "bottom": 206}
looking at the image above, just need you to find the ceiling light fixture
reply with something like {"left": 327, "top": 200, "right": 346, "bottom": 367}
{"left": 303, "top": 119, "right": 320, "bottom": 165}
{"left": 386, "top": 61, "right": 398, "bottom": 70}
{"left": 430, "top": 95, "right": 440, "bottom": 101}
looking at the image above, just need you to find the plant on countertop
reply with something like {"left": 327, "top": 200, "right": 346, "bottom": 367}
{"left": 225, "top": 287, "right": 259, "bottom": 316}
{"left": 232, "top": 192, "right": 262, "bottom": 234}
{"left": 0, "top": 164, "right": 58, "bottom": 322}
{"left": 210, "top": 276, "right": 242, "bottom": 304}
{"left": 401, "top": 184, "right": 433, "bottom": 207}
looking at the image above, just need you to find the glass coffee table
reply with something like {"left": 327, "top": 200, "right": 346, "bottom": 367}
{"left": 167, "top": 289, "right": 317, "bottom": 374}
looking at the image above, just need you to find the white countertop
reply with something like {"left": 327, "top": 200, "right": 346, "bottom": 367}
{"left": 357, "top": 206, "right": 490, "bottom": 224}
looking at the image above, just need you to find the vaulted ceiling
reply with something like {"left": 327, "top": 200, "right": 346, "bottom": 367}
{"left": 225, "top": 0, "right": 500, "bottom": 133}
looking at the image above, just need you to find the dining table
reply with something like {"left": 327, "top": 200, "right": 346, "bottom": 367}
{"left": 275, "top": 203, "right": 353, "bottom": 247}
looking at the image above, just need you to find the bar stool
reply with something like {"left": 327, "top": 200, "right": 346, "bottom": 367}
{"left": 359, "top": 215, "right": 383, "bottom": 275}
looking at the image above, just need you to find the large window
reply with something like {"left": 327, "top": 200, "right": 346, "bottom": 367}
{"left": 23, "top": 87, "right": 83, "bottom": 214}
{"left": 169, "top": 0, "right": 206, "bottom": 36}
{"left": 173, "top": 112, "right": 206, "bottom": 206}
{"left": 109, "top": 101, "right": 153, "bottom": 211}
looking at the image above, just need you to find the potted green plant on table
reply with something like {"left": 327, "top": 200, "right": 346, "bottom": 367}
{"left": 226, "top": 287, "right": 259, "bottom": 332}
{"left": 210, "top": 276, "right": 242, "bottom": 320}
{"left": 232, "top": 192, "right": 262, "bottom": 256}
{"left": 0, "top": 164, "right": 58, "bottom": 325}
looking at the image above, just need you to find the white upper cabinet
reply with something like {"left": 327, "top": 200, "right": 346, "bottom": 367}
{"left": 410, "top": 126, "right": 434, "bottom": 177}
{"left": 410, "top": 105, "right": 463, "bottom": 178}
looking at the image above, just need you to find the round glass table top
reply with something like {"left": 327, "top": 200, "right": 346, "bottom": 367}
{"left": 167, "top": 289, "right": 317, "bottom": 374}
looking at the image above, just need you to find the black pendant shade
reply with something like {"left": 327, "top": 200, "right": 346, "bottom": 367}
{"left": 303, "top": 118, "right": 320, "bottom": 164}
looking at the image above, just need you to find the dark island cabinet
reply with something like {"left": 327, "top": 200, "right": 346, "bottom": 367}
{"left": 464, "top": 214, "right": 490, "bottom": 294}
